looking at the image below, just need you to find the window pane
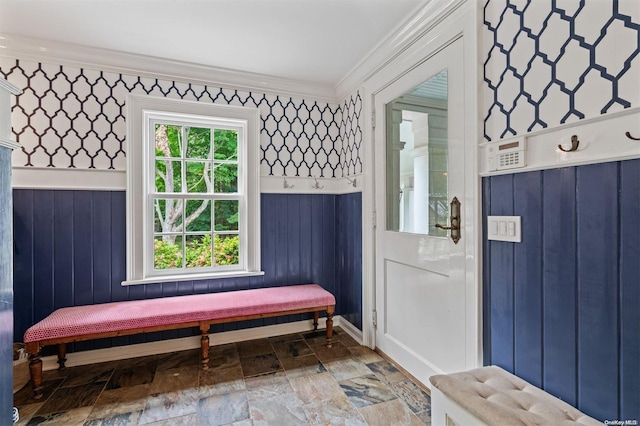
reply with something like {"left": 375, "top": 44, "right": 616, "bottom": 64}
{"left": 214, "top": 234, "right": 239, "bottom": 266}
{"left": 186, "top": 161, "right": 211, "bottom": 193}
{"left": 214, "top": 200, "right": 239, "bottom": 231}
{"left": 186, "top": 127, "right": 211, "bottom": 159}
{"left": 385, "top": 69, "right": 448, "bottom": 236}
{"left": 155, "top": 124, "right": 182, "bottom": 158}
{"left": 213, "top": 163, "right": 238, "bottom": 193}
{"left": 185, "top": 200, "right": 211, "bottom": 232}
{"left": 154, "top": 199, "right": 183, "bottom": 232}
{"left": 155, "top": 160, "right": 182, "bottom": 192}
{"left": 154, "top": 235, "right": 183, "bottom": 269}
{"left": 213, "top": 129, "right": 238, "bottom": 160}
{"left": 186, "top": 234, "right": 213, "bottom": 268}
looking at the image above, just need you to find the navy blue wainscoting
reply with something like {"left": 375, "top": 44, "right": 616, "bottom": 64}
{"left": 482, "top": 159, "right": 640, "bottom": 422}
{"left": 336, "top": 192, "right": 362, "bottom": 329}
{"left": 13, "top": 191, "right": 363, "bottom": 353}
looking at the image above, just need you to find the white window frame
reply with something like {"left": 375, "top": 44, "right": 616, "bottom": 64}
{"left": 123, "top": 94, "right": 262, "bottom": 285}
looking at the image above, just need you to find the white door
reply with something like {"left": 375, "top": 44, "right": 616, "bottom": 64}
{"left": 373, "top": 36, "right": 476, "bottom": 387}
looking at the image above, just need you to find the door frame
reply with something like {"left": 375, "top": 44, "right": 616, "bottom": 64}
{"left": 360, "top": 1, "right": 482, "bottom": 371}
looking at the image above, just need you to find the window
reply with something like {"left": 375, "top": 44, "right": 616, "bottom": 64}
{"left": 124, "top": 95, "right": 261, "bottom": 285}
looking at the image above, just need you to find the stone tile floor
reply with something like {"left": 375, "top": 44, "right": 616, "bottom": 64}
{"left": 14, "top": 328, "right": 431, "bottom": 425}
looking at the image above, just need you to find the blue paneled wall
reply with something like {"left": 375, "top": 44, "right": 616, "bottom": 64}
{"left": 0, "top": 148, "right": 15, "bottom": 422}
{"left": 482, "top": 159, "right": 640, "bottom": 422}
{"left": 336, "top": 192, "right": 362, "bottom": 329}
{"left": 13, "top": 190, "right": 363, "bottom": 353}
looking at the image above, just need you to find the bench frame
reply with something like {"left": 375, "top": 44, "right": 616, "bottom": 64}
{"left": 25, "top": 304, "right": 334, "bottom": 400}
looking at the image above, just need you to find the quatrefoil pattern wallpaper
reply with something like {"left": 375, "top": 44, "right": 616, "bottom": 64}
{"left": 339, "top": 92, "right": 363, "bottom": 176}
{"left": 0, "top": 58, "right": 363, "bottom": 179}
{"left": 483, "top": 0, "right": 640, "bottom": 141}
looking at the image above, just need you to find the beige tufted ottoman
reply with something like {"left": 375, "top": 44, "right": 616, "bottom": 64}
{"left": 429, "top": 366, "right": 602, "bottom": 426}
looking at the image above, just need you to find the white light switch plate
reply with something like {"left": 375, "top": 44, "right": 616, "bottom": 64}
{"left": 487, "top": 216, "right": 521, "bottom": 242}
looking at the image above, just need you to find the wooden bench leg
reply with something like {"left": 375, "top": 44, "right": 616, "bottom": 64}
{"left": 200, "top": 324, "right": 210, "bottom": 371}
{"left": 326, "top": 306, "right": 334, "bottom": 348}
{"left": 28, "top": 350, "right": 44, "bottom": 400}
{"left": 57, "top": 343, "right": 67, "bottom": 370}
{"left": 313, "top": 311, "right": 319, "bottom": 331}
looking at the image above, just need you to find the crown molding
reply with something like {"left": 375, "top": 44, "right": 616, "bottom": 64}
{"left": 335, "top": 0, "right": 465, "bottom": 100}
{"left": 0, "top": 76, "right": 22, "bottom": 95}
{"left": 0, "top": 137, "right": 21, "bottom": 150}
{"left": 0, "top": 34, "right": 338, "bottom": 103}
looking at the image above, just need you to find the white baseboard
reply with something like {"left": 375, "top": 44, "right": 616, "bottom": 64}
{"left": 336, "top": 316, "right": 363, "bottom": 344}
{"left": 41, "top": 315, "right": 360, "bottom": 371}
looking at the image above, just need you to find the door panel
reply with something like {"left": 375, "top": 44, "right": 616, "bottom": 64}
{"left": 374, "top": 36, "right": 473, "bottom": 387}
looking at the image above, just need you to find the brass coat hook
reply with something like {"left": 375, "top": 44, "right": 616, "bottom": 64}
{"left": 625, "top": 131, "right": 640, "bottom": 141}
{"left": 282, "top": 176, "right": 295, "bottom": 189}
{"left": 558, "top": 135, "right": 580, "bottom": 152}
{"left": 312, "top": 177, "right": 324, "bottom": 190}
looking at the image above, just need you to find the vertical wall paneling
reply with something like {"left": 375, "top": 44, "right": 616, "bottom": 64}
{"left": 322, "top": 195, "right": 337, "bottom": 311}
{"left": 619, "top": 160, "right": 640, "bottom": 421}
{"left": 13, "top": 191, "right": 364, "bottom": 347}
{"left": 487, "top": 174, "right": 515, "bottom": 371}
{"left": 110, "top": 191, "right": 127, "bottom": 302}
{"left": 92, "top": 192, "right": 112, "bottom": 307}
{"left": 53, "top": 191, "right": 74, "bottom": 311}
{"left": 484, "top": 159, "right": 640, "bottom": 421}
{"left": 513, "top": 172, "right": 543, "bottom": 387}
{"left": 287, "top": 195, "right": 301, "bottom": 287}
{"left": 481, "top": 178, "right": 492, "bottom": 365}
{"left": 542, "top": 168, "right": 577, "bottom": 406}
{"left": 299, "top": 194, "right": 313, "bottom": 288}
{"left": 310, "top": 195, "right": 325, "bottom": 293}
{"left": 275, "top": 193, "right": 290, "bottom": 287}
{"left": 73, "top": 191, "right": 93, "bottom": 307}
{"left": 481, "top": 1, "right": 639, "bottom": 420}
{"left": 13, "top": 190, "right": 34, "bottom": 335}
{"left": 576, "top": 162, "right": 619, "bottom": 420}
{"left": 260, "top": 193, "right": 277, "bottom": 288}
{"left": 336, "top": 192, "right": 362, "bottom": 329}
{"left": 33, "top": 191, "right": 54, "bottom": 324}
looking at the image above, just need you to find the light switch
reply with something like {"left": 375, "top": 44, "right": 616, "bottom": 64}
{"left": 487, "top": 216, "right": 521, "bottom": 242}
{"left": 490, "top": 221, "right": 498, "bottom": 235}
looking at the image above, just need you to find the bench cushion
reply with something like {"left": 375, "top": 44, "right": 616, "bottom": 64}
{"left": 429, "top": 366, "right": 601, "bottom": 426}
{"left": 24, "top": 284, "right": 335, "bottom": 343}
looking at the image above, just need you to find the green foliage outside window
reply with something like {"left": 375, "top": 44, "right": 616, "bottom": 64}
{"left": 154, "top": 234, "right": 239, "bottom": 269}
{"left": 153, "top": 124, "right": 240, "bottom": 270}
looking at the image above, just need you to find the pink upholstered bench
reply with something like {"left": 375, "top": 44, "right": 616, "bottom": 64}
{"left": 24, "top": 284, "right": 335, "bottom": 399}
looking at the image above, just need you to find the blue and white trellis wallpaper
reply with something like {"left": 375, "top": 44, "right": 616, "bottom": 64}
{"left": 0, "top": 57, "right": 363, "bottom": 178}
{"left": 483, "top": 0, "right": 640, "bottom": 141}
{"left": 1, "top": 56, "right": 365, "bottom": 354}
{"left": 482, "top": 0, "right": 639, "bottom": 422}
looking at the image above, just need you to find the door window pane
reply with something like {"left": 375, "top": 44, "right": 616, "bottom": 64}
{"left": 385, "top": 70, "right": 448, "bottom": 236}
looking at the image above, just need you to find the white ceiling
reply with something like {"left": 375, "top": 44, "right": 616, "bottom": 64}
{"left": 0, "top": 0, "right": 425, "bottom": 87}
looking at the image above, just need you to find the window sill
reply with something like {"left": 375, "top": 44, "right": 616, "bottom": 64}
{"left": 121, "top": 270, "right": 265, "bottom": 286}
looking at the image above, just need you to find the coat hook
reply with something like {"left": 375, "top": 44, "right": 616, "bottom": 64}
{"left": 312, "top": 177, "right": 324, "bottom": 190}
{"left": 625, "top": 131, "right": 640, "bottom": 141}
{"left": 558, "top": 135, "right": 580, "bottom": 152}
{"left": 345, "top": 177, "right": 357, "bottom": 188}
{"left": 282, "top": 176, "right": 294, "bottom": 189}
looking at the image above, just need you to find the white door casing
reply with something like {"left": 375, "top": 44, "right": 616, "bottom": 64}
{"left": 363, "top": 2, "right": 480, "bottom": 388}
